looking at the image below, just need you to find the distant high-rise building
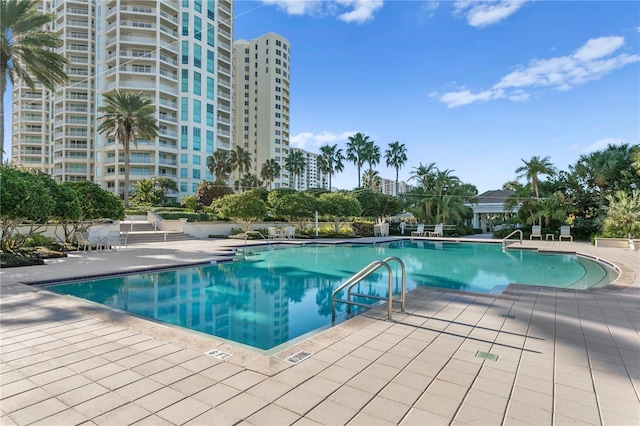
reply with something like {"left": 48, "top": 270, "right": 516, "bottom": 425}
{"left": 11, "top": 0, "right": 234, "bottom": 200}
{"left": 290, "top": 147, "right": 328, "bottom": 191}
{"left": 379, "top": 177, "right": 409, "bottom": 196}
{"left": 232, "top": 33, "right": 290, "bottom": 188}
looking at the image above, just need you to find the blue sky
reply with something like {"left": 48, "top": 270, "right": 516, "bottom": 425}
{"left": 3, "top": 1, "right": 639, "bottom": 194}
{"left": 234, "top": 0, "right": 640, "bottom": 192}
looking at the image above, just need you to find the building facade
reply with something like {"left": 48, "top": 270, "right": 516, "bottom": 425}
{"left": 11, "top": 0, "right": 234, "bottom": 200}
{"left": 290, "top": 147, "right": 328, "bottom": 191}
{"left": 232, "top": 33, "right": 290, "bottom": 189}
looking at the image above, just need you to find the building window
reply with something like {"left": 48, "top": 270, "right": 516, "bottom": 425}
{"left": 206, "top": 130, "right": 214, "bottom": 153}
{"left": 181, "top": 41, "right": 188, "bottom": 64}
{"left": 181, "top": 168, "right": 187, "bottom": 178}
{"left": 194, "top": 0, "right": 201, "bottom": 13}
{"left": 207, "top": 25, "right": 215, "bottom": 46}
{"left": 180, "top": 154, "right": 187, "bottom": 164}
{"left": 181, "top": 98, "right": 188, "bottom": 120}
{"left": 194, "top": 71, "right": 201, "bottom": 95}
{"left": 207, "top": 77, "right": 214, "bottom": 100}
{"left": 194, "top": 44, "right": 202, "bottom": 68}
{"left": 207, "top": 50, "right": 214, "bottom": 73}
{"left": 182, "top": 13, "right": 189, "bottom": 36}
{"left": 181, "top": 69, "right": 188, "bottom": 92}
{"left": 193, "top": 155, "right": 201, "bottom": 165}
{"left": 193, "top": 128, "right": 201, "bottom": 150}
{"left": 206, "top": 104, "right": 214, "bottom": 126}
{"left": 181, "top": 126, "right": 188, "bottom": 149}
{"left": 194, "top": 17, "right": 202, "bottom": 41}
{"left": 193, "top": 100, "right": 201, "bottom": 123}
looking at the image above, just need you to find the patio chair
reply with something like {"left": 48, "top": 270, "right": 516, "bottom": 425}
{"left": 283, "top": 227, "right": 295, "bottom": 239}
{"left": 428, "top": 224, "right": 444, "bottom": 237}
{"left": 411, "top": 224, "right": 425, "bottom": 237}
{"left": 559, "top": 226, "right": 573, "bottom": 242}
{"left": 74, "top": 231, "right": 90, "bottom": 251}
{"left": 88, "top": 231, "right": 107, "bottom": 251}
{"left": 267, "top": 227, "right": 281, "bottom": 239}
{"left": 530, "top": 225, "right": 542, "bottom": 240}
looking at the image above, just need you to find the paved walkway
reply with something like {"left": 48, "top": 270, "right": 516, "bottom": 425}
{"left": 1, "top": 237, "right": 638, "bottom": 425}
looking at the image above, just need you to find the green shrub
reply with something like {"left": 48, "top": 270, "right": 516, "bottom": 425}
{"left": 0, "top": 253, "right": 44, "bottom": 268}
{"left": 24, "top": 234, "right": 56, "bottom": 247}
{"left": 125, "top": 208, "right": 148, "bottom": 216}
{"left": 158, "top": 212, "right": 217, "bottom": 222}
{"left": 351, "top": 220, "right": 374, "bottom": 237}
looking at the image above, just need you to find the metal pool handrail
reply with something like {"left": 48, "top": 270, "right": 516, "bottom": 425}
{"left": 331, "top": 256, "right": 406, "bottom": 322}
{"left": 502, "top": 229, "right": 523, "bottom": 249}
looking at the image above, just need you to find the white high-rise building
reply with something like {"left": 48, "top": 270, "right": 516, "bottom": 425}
{"left": 232, "top": 33, "right": 290, "bottom": 188}
{"left": 11, "top": 0, "right": 233, "bottom": 200}
{"left": 290, "top": 147, "right": 327, "bottom": 191}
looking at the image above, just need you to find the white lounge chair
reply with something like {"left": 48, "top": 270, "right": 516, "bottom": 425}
{"left": 267, "top": 227, "right": 281, "bottom": 239}
{"left": 428, "top": 224, "right": 443, "bottom": 237}
{"left": 530, "top": 225, "right": 542, "bottom": 240}
{"left": 411, "top": 224, "right": 425, "bottom": 237}
{"left": 559, "top": 226, "right": 573, "bottom": 242}
{"left": 74, "top": 231, "right": 90, "bottom": 251}
{"left": 283, "top": 227, "right": 295, "bottom": 239}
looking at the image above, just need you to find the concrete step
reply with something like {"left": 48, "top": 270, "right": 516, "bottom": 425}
{"left": 120, "top": 223, "right": 156, "bottom": 232}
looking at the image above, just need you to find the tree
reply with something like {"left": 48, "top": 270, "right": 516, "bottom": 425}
{"left": 317, "top": 192, "right": 362, "bottom": 234}
{"left": 603, "top": 190, "right": 640, "bottom": 238}
{"left": 285, "top": 150, "right": 306, "bottom": 190}
{"left": 207, "top": 150, "right": 232, "bottom": 182}
{"left": 97, "top": 90, "right": 159, "bottom": 208}
{"left": 260, "top": 158, "right": 281, "bottom": 190}
{"left": 0, "top": 167, "right": 55, "bottom": 251}
{"left": 153, "top": 177, "right": 177, "bottom": 205}
{"left": 267, "top": 190, "right": 317, "bottom": 233}
{"left": 131, "top": 179, "right": 159, "bottom": 205}
{"left": 515, "top": 156, "right": 556, "bottom": 200}
{"left": 229, "top": 146, "right": 251, "bottom": 193}
{"left": 346, "top": 132, "right": 371, "bottom": 188}
{"left": 317, "top": 144, "right": 344, "bottom": 191}
{"left": 362, "top": 169, "right": 381, "bottom": 191}
{"left": 385, "top": 141, "right": 407, "bottom": 195}
{"left": 354, "top": 189, "right": 380, "bottom": 217}
{"left": 1, "top": 0, "right": 69, "bottom": 164}
{"left": 409, "top": 162, "right": 437, "bottom": 190}
{"left": 238, "top": 173, "right": 262, "bottom": 190}
{"left": 195, "top": 180, "right": 233, "bottom": 207}
{"left": 363, "top": 139, "right": 380, "bottom": 188}
{"left": 213, "top": 191, "right": 267, "bottom": 233}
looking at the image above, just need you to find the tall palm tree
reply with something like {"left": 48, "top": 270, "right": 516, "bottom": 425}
{"left": 363, "top": 140, "right": 380, "bottom": 186}
{"left": 385, "top": 141, "right": 407, "bottom": 196}
{"left": 346, "top": 132, "right": 371, "bottom": 188}
{"left": 317, "top": 144, "right": 344, "bottom": 191}
{"left": 229, "top": 145, "right": 251, "bottom": 193}
{"left": 515, "top": 156, "right": 556, "bottom": 200}
{"left": 260, "top": 158, "right": 281, "bottom": 190}
{"left": 1, "top": 0, "right": 69, "bottom": 164}
{"left": 284, "top": 150, "right": 306, "bottom": 190}
{"left": 206, "top": 150, "right": 231, "bottom": 181}
{"left": 97, "top": 90, "right": 158, "bottom": 208}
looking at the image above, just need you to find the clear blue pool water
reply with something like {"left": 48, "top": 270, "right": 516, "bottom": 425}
{"left": 46, "top": 241, "right": 617, "bottom": 351}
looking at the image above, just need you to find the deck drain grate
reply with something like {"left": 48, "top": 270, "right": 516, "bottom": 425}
{"left": 204, "top": 349, "right": 233, "bottom": 360}
{"left": 476, "top": 351, "right": 499, "bottom": 361}
{"left": 286, "top": 350, "right": 313, "bottom": 364}
{"left": 499, "top": 313, "right": 516, "bottom": 319}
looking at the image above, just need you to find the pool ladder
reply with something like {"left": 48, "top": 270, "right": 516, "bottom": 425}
{"left": 331, "top": 256, "right": 406, "bottom": 322}
{"left": 502, "top": 229, "right": 523, "bottom": 249}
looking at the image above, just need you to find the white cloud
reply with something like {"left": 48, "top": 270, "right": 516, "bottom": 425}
{"left": 290, "top": 131, "right": 359, "bottom": 149}
{"left": 261, "top": 0, "right": 383, "bottom": 23}
{"left": 438, "top": 36, "right": 640, "bottom": 108}
{"left": 454, "top": 0, "right": 527, "bottom": 28}
{"left": 577, "top": 138, "right": 629, "bottom": 154}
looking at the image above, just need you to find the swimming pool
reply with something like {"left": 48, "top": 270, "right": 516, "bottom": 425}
{"left": 45, "top": 240, "right": 617, "bottom": 351}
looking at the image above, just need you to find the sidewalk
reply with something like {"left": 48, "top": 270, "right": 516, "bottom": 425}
{"left": 1, "top": 238, "right": 638, "bottom": 425}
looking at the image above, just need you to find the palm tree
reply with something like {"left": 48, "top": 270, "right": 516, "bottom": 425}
{"left": 363, "top": 140, "right": 381, "bottom": 186}
{"left": 1, "top": 0, "right": 69, "bottom": 164}
{"left": 362, "top": 169, "right": 381, "bottom": 191}
{"left": 317, "top": 144, "right": 344, "bottom": 191}
{"left": 385, "top": 141, "right": 407, "bottom": 196}
{"left": 229, "top": 145, "right": 251, "bottom": 193}
{"left": 346, "top": 132, "right": 371, "bottom": 188}
{"left": 515, "top": 156, "right": 556, "bottom": 200}
{"left": 97, "top": 90, "right": 158, "bottom": 208}
{"left": 284, "top": 150, "right": 306, "bottom": 190}
{"left": 206, "top": 150, "right": 231, "bottom": 181}
{"left": 260, "top": 158, "right": 281, "bottom": 190}
{"left": 238, "top": 173, "right": 262, "bottom": 190}
{"left": 409, "top": 162, "right": 437, "bottom": 190}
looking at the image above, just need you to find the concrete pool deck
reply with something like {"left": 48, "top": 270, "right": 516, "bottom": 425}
{"left": 1, "top": 237, "right": 638, "bottom": 425}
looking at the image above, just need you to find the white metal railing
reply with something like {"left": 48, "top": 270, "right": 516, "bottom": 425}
{"left": 502, "top": 229, "right": 523, "bottom": 249}
{"left": 332, "top": 256, "right": 406, "bottom": 321}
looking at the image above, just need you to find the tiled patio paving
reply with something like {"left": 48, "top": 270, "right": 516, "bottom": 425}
{"left": 1, "top": 238, "right": 639, "bottom": 425}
